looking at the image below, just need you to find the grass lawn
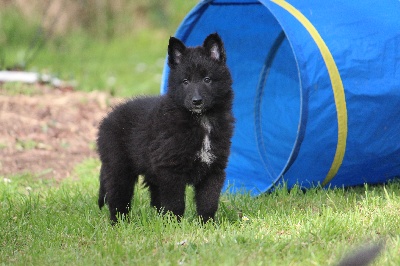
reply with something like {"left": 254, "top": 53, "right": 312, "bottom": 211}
{"left": 1, "top": 159, "right": 400, "bottom": 265}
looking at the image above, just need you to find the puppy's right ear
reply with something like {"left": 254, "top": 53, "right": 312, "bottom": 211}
{"left": 168, "top": 37, "right": 186, "bottom": 67}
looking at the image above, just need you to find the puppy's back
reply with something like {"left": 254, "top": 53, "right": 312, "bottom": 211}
{"left": 97, "top": 96, "right": 162, "bottom": 159}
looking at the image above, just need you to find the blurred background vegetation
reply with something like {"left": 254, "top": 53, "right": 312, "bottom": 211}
{"left": 0, "top": 0, "right": 198, "bottom": 96}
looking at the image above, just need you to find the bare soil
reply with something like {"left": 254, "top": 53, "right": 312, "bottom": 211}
{"left": 0, "top": 84, "right": 121, "bottom": 181}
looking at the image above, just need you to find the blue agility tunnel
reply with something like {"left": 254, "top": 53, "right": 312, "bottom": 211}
{"left": 161, "top": 0, "right": 400, "bottom": 195}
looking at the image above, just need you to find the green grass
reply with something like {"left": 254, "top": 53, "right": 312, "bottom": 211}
{"left": 2, "top": 30, "right": 170, "bottom": 97}
{"left": 1, "top": 159, "right": 400, "bottom": 265}
{"left": 31, "top": 31, "right": 169, "bottom": 96}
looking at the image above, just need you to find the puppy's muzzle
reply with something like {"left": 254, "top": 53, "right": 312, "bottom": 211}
{"left": 191, "top": 90, "right": 204, "bottom": 113}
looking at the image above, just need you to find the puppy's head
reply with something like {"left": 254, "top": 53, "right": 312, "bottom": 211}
{"left": 167, "top": 33, "right": 233, "bottom": 114}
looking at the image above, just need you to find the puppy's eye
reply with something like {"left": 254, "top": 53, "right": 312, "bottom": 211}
{"left": 182, "top": 79, "right": 189, "bottom": 85}
{"left": 203, "top": 77, "right": 211, "bottom": 83}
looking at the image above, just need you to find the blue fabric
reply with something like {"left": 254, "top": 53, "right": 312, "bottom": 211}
{"left": 161, "top": 0, "right": 400, "bottom": 195}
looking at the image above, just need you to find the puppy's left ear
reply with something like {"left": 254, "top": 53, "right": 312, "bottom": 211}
{"left": 203, "top": 33, "right": 226, "bottom": 63}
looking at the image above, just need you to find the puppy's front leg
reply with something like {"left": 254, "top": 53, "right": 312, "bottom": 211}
{"left": 158, "top": 176, "right": 186, "bottom": 218}
{"left": 194, "top": 173, "right": 225, "bottom": 222}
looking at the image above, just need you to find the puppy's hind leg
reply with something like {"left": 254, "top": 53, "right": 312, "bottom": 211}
{"left": 102, "top": 162, "right": 138, "bottom": 223}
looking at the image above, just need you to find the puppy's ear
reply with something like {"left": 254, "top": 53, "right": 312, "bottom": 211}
{"left": 203, "top": 33, "right": 226, "bottom": 63}
{"left": 168, "top": 37, "right": 186, "bottom": 67}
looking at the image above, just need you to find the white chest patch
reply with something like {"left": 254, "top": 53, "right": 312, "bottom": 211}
{"left": 197, "top": 116, "right": 216, "bottom": 165}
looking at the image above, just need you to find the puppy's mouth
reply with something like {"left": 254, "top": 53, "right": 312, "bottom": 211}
{"left": 190, "top": 104, "right": 205, "bottom": 114}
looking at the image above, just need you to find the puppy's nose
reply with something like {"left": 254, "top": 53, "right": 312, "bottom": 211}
{"left": 192, "top": 97, "right": 203, "bottom": 106}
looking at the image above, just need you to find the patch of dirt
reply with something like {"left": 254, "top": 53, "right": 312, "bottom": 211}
{"left": 0, "top": 84, "right": 121, "bottom": 181}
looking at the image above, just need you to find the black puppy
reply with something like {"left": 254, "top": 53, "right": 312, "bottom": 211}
{"left": 97, "top": 33, "right": 235, "bottom": 223}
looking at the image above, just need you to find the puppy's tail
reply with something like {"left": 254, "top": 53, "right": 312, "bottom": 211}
{"left": 98, "top": 165, "right": 107, "bottom": 209}
{"left": 98, "top": 186, "right": 106, "bottom": 209}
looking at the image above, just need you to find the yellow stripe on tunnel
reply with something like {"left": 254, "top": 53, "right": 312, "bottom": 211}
{"left": 271, "top": 0, "right": 348, "bottom": 185}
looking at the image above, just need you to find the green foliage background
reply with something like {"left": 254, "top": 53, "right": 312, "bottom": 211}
{"left": 0, "top": 0, "right": 198, "bottom": 96}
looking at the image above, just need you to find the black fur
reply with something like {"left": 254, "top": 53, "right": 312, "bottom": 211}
{"left": 97, "top": 33, "right": 235, "bottom": 223}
